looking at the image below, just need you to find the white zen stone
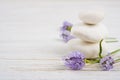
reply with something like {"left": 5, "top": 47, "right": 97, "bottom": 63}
{"left": 79, "top": 11, "right": 104, "bottom": 24}
{"left": 71, "top": 23, "right": 108, "bottom": 43}
{"left": 67, "top": 39, "right": 108, "bottom": 58}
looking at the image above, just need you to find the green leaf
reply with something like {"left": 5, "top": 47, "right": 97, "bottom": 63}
{"left": 110, "top": 49, "right": 120, "bottom": 55}
{"left": 99, "top": 39, "right": 103, "bottom": 58}
{"left": 105, "top": 37, "right": 117, "bottom": 39}
{"left": 105, "top": 40, "right": 118, "bottom": 43}
{"left": 115, "top": 58, "right": 120, "bottom": 63}
{"left": 105, "top": 37, "right": 118, "bottom": 43}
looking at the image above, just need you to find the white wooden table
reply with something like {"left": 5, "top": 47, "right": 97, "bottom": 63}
{"left": 0, "top": 0, "right": 120, "bottom": 80}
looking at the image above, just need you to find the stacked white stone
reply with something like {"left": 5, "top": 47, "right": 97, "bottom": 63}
{"left": 68, "top": 11, "right": 109, "bottom": 58}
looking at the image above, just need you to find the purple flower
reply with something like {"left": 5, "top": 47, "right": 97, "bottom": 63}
{"left": 61, "top": 30, "right": 75, "bottom": 42}
{"left": 60, "top": 21, "right": 73, "bottom": 32}
{"left": 100, "top": 55, "right": 114, "bottom": 71}
{"left": 60, "top": 21, "right": 75, "bottom": 42}
{"left": 64, "top": 51, "right": 85, "bottom": 70}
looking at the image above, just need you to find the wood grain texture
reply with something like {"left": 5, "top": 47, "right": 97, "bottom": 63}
{"left": 0, "top": 0, "right": 120, "bottom": 80}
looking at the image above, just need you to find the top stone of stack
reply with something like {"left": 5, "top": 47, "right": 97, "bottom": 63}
{"left": 79, "top": 11, "right": 104, "bottom": 25}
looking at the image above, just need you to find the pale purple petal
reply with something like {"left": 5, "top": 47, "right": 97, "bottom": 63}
{"left": 100, "top": 55, "right": 114, "bottom": 71}
{"left": 61, "top": 30, "right": 75, "bottom": 42}
{"left": 64, "top": 51, "right": 85, "bottom": 70}
{"left": 60, "top": 21, "right": 73, "bottom": 32}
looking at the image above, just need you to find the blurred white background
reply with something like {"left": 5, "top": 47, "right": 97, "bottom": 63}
{"left": 0, "top": 0, "right": 120, "bottom": 56}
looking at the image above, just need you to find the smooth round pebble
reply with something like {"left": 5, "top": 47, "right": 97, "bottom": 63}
{"left": 79, "top": 11, "right": 104, "bottom": 24}
{"left": 67, "top": 39, "right": 108, "bottom": 58}
{"left": 71, "top": 23, "right": 108, "bottom": 43}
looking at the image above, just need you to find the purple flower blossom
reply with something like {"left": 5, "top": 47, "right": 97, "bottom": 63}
{"left": 60, "top": 21, "right": 75, "bottom": 42}
{"left": 60, "top": 21, "right": 73, "bottom": 32}
{"left": 64, "top": 51, "right": 85, "bottom": 70}
{"left": 61, "top": 30, "right": 75, "bottom": 42}
{"left": 100, "top": 55, "right": 114, "bottom": 71}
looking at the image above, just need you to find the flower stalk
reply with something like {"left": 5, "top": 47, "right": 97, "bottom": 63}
{"left": 99, "top": 39, "right": 103, "bottom": 59}
{"left": 110, "top": 49, "right": 120, "bottom": 55}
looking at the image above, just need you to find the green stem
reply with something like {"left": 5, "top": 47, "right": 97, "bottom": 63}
{"left": 85, "top": 58, "right": 99, "bottom": 64}
{"left": 115, "top": 58, "right": 120, "bottom": 63}
{"left": 105, "top": 40, "right": 118, "bottom": 43}
{"left": 105, "top": 37, "right": 118, "bottom": 43}
{"left": 110, "top": 49, "right": 120, "bottom": 55}
{"left": 99, "top": 39, "right": 103, "bottom": 58}
{"left": 106, "top": 37, "right": 117, "bottom": 39}
{"left": 85, "top": 59, "right": 91, "bottom": 63}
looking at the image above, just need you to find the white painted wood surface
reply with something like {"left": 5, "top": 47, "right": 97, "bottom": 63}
{"left": 0, "top": 0, "right": 120, "bottom": 80}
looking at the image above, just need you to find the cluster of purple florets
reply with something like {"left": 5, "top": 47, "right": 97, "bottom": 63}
{"left": 100, "top": 55, "right": 114, "bottom": 71}
{"left": 64, "top": 51, "right": 85, "bottom": 70}
{"left": 64, "top": 51, "right": 114, "bottom": 71}
{"left": 60, "top": 21, "right": 75, "bottom": 42}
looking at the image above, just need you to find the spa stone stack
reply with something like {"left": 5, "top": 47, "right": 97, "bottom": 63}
{"left": 68, "top": 11, "right": 109, "bottom": 58}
